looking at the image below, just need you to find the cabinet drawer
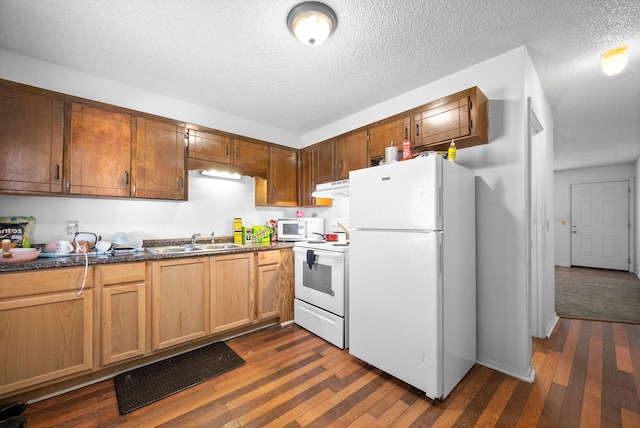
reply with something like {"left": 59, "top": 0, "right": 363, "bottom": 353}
{"left": 258, "top": 250, "right": 280, "bottom": 265}
{"left": 97, "top": 262, "right": 145, "bottom": 286}
{"left": 0, "top": 267, "right": 93, "bottom": 299}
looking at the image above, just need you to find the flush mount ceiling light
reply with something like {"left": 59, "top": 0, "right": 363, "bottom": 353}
{"left": 601, "top": 46, "right": 629, "bottom": 76}
{"left": 200, "top": 170, "right": 242, "bottom": 180}
{"left": 287, "top": 2, "right": 337, "bottom": 46}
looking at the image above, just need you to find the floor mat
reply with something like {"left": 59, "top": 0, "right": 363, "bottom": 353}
{"left": 114, "top": 341, "right": 245, "bottom": 415}
{"left": 555, "top": 267, "right": 640, "bottom": 324}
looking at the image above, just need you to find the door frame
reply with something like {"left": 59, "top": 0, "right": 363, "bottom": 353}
{"left": 526, "top": 98, "right": 557, "bottom": 340}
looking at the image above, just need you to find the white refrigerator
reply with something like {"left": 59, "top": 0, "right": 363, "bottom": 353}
{"left": 348, "top": 154, "right": 476, "bottom": 401}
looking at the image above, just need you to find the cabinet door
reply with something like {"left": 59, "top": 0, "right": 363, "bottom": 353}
{"left": 210, "top": 253, "right": 254, "bottom": 334}
{"left": 413, "top": 86, "right": 488, "bottom": 151}
{"left": 0, "top": 290, "right": 93, "bottom": 395}
{"left": 233, "top": 138, "right": 268, "bottom": 171}
{"left": 414, "top": 96, "right": 470, "bottom": 148}
{"left": 315, "top": 140, "right": 336, "bottom": 184}
{"left": 98, "top": 263, "right": 146, "bottom": 366}
{"left": 151, "top": 257, "right": 209, "bottom": 351}
{"left": 68, "top": 104, "right": 131, "bottom": 197}
{"left": 337, "top": 131, "right": 367, "bottom": 180}
{"left": 299, "top": 147, "right": 332, "bottom": 207}
{"left": 299, "top": 147, "right": 313, "bottom": 207}
{"left": 256, "top": 146, "right": 298, "bottom": 206}
{"left": 257, "top": 251, "right": 280, "bottom": 321}
{"left": 134, "top": 117, "right": 186, "bottom": 200}
{"left": 0, "top": 84, "right": 64, "bottom": 194}
{"left": 367, "top": 116, "right": 410, "bottom": 162}
{"left": 187, "top": 129, "right": 231, "bottom": 164}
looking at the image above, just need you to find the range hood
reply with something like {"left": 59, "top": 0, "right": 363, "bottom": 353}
{"left": 312, "top": 179, "right": 349, "bottom": 198}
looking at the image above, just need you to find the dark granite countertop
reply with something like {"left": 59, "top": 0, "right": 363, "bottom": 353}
{"left": 0, "top": 240, "right": 295, "bottom": 273}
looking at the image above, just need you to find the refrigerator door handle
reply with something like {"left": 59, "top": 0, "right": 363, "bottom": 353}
{"left": 439, "top": 241, "right": 443, "bottom": 278}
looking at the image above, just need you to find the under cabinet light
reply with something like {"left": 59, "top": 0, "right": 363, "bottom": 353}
{"left": 200, "top": 170, "right": 242, "bottom": 180}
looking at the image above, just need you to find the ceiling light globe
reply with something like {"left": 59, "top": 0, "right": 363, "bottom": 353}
{"left": 287, "top": 2, "right": 337, "bottom": 47}
{"left": 601, "top": 46, "right": 628, "bottom": 76}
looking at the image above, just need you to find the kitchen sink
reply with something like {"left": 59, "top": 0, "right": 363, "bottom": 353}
{"left": 194, "top": 243, "right": 243, "bottom": 251}
{"left": 145, "top": 243, "right": 244, "bottom": 254}
{"left": 146, "top": 246, "right": 204, "bottom": 254}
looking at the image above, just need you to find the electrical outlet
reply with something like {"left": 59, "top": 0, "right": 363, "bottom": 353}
{"left": 66, "top": 220, "right": 79, "bottom": 235}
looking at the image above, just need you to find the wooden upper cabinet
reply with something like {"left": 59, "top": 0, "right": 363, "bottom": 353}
{"left": 315, "top": 140, "right": 336, "bottom": 184}
{"left": 68, "top": 104, "right": 132, "bottom": 197}
{"left": 134, "top": 117, "right": 186, "bottom": 200}
{"left": 299, "top": 147, "right": 314, "bottom": 207}
{"left": 187, "top": 130, "right": 231, "bottom": 164}
{"left": 413, "top": 86, "right": 488, "bottom": 151}
{"left": 186, "top": 130, "right": 269, "bottom": 176}
{"left": 0, "top": 83, "right": 64, "bottom": 194}
{"left": 298, "top": 146, "right": 331, "bottom": 207}
{"left": 256, "top": 146, "right": 298, "bottom": 206}
{"left": 367, "top": 116, "right": 410, "bottom": 162}
{"left": 232, "top": 138, "right": 268, "bottom": 170}
{"left": 336, "top": 130, "right": 367, "bottom": 180}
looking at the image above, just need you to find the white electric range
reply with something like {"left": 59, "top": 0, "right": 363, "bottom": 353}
{"left": 293, "top": 240, "right": 350, "bottom": 349}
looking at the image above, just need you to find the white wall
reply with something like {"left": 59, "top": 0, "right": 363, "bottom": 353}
{"left": 637, "top": 157, "right": 640, "bottom": 277}
{"left": 0, "top": 46, "right": 548, "bottom": 381}
{"left": 524, "top": 50, "right": 557, "bottom": 339}
{"left": 554, "top": 164, "right": 636, "bottom": 269}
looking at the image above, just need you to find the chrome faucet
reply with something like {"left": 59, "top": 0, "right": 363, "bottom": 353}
{"left": 191, "top": 233, "right": 201, "bottom": 245}
{"left": 210, "top": 231, "right": 215, "bottom": 244}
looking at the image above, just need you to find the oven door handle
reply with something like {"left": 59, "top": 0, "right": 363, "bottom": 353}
{"left": 293, "top": 248, "right": 345, "bottom": 260}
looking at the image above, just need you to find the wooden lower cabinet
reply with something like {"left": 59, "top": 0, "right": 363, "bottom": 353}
{"left": 0, "top": 268, "right": 94, "bottom": 396}
{"left": 150, "top": 257, "right": 210, "bottom": 351}
{"left": 0, "top": 248, "right": 289, "bottom": 399}
{"left": 96, "top": 263, "right": 147, "bottom": 366}
{"left": 210, "top": 253, "right": 255, "bottom": 334}
{"left": 256, "top": 250, "right": 280, "bottom": 321}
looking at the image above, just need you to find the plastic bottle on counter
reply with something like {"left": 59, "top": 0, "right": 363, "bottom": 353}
{"left": 447, "top": 140, "right": 456, "bottom": 163}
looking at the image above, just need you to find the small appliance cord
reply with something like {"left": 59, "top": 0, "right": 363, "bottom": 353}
{"left": 75, "top": 245, "right": 88, "bottom": 296}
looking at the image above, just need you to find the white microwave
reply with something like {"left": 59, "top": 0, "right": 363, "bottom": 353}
{"left": 277, "top": 218, "right": 324, "bottom": 241}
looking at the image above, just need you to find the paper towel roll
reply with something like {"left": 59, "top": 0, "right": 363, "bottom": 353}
{"left": 385, "top": 146, "right": 398, "bottom": 163}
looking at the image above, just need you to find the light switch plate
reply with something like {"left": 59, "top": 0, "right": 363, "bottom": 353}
{"left": 66, "top": 220, "right": 79, "bottom": 235}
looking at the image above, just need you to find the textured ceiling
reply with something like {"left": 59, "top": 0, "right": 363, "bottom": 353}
{"left": 1, "top": 0, "right": 639, "bottom": 170}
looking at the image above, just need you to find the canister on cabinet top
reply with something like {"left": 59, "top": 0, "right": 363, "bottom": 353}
{"left": 234, "top": 231, "right": 243, "bottom": 245}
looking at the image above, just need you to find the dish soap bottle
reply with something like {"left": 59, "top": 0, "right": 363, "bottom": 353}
{"left": 22, "top": 232, "right": 31, "bottom": 248}
{"left": 447, "top": 140, "right": 456, "bottom": 163}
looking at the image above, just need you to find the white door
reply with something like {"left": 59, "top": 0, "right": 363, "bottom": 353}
{"left": 349, "top": 229, "right": 442, "bottom": 398}
{"left": 571, "top": 181, "right": 629, "bottom": 271}
{"left": 293, "top": 247, "right": 346, "bottom": 316}
{"left": 349, "top": 155, "right": 441, "bottom": 231}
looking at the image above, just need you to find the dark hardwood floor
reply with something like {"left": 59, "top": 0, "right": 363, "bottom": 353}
{"left": 17, "top": 313, "right": 640, "bottom": 427}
